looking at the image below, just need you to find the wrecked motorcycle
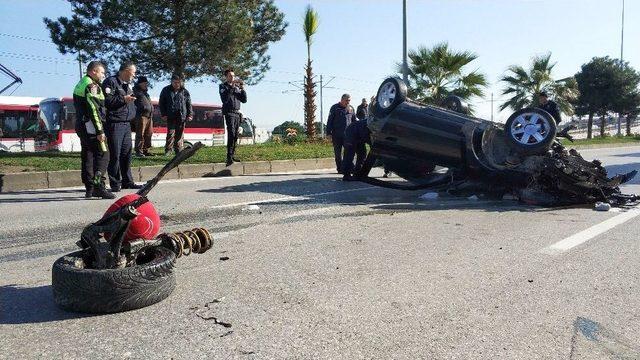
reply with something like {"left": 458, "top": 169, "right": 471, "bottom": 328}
{"left": 360, "top": 77, "right": 638, "bottom": 206}
{"left": 52, "top": 143, "right": 214, "bottom": 313}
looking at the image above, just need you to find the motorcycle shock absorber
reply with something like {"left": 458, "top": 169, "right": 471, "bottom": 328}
{"left": 158, "top": 228, "right": 214, "bottom": 258}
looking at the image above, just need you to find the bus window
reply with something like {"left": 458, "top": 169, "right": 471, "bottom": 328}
{"left": 211, "top": 111, "right": 224, "bottom": 129}
{"left": 0, "top": 110, "right": 38, "bottom": 138}
{"left": 38, "top": 101, "right": 63, "bottom": 132}
{"left": 62, "top": 99, "right": 76, "bottom": 130}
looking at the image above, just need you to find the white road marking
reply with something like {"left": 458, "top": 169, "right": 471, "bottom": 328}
{"left": 207, "top": 186, "right": 377, "bottom": 209}
{"left": 541, "top": 206, "right": 640, "bottom": 255}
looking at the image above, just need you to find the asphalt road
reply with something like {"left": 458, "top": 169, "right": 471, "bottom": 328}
{"left": 2, "top": 146, "right": 640, "bottom": 359}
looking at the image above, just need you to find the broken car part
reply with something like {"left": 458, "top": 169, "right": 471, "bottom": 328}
{"left": 52, "top": 143, "right": 216, "bottom": 313}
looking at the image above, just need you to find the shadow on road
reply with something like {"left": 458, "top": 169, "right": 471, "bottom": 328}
{"left": 0, "top": 284, "right": 93, "bottom": 324}
{"left": 0, "top": 196, "right": 89, "bottom": 204}
{"left": 605, "top": 162, "right": 640, "bottom": 185}
{"left": 197, "top": 177, "right": 567, "bottom": 213}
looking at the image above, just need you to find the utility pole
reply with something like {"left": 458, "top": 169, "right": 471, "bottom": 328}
{"left": 320, "top": 75, "right": 323, "bottom": 136}
{"left": 617, "top": 0, "right": 625, "bottom": 135}
{"left": 490, "top": 93, "right": 494, "bottom": 122}
{"left": 402, "top": 0, "right": 408, "bottom": 84}
{"left": 621, "top": 0, "right": 625, "bottom": 63}
{"left": 318, "top": 74, "right": 335, "bottom": 137}
{"left": 77, "top": 53, "right": 83, "bottom": 80}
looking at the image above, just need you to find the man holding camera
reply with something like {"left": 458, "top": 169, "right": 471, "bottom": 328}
{"left": 219, "top": 68, "right": 247, "bottom": 166}
{"left": 159, "top": 74, "right": 193, "bottom": 156}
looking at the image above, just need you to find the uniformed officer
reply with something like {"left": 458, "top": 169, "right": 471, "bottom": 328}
{"left": 326, "top": 94, "right": 357, "bottom": 173}
{"left": 219, "top": 68, "right": 247, "bottom": 166}
{"left": 73, "top": 61, "right": 115, "bottom": 199}
{"left": 102, "top": 61, "right": 142, "bottom": 192}
{"left": 341, "top": 118, "right": 371, "bottom": 181}
{"left": 538, "top": 91, "right": 562, "bottom": 124}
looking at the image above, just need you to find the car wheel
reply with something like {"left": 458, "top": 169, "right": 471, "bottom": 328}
{"left": 52, "top": 246, "right": 176, "bottom": 313}
{"left": 374, "top": 77, "right": 407, "bottom": 116}
{"left": 504, "top": 108, "right": 556, "bottom": 154}
{"left": 442, "top": 95, "right": 469, "bottom": 115}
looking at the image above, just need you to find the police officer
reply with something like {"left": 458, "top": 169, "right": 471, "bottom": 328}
{"left": 326, "top": 94, "right": 357, "bottom": 174}
{"left": 342, "top": 118, "right": 371, "bottom": 181}
{"left": 73, "top": 61, "right": 115, "bottom": 199}
{"left": 102, "top": 61, "right": 142, "bottom": 192}
{"left": 219, "top": 68, "right": 247, "bottom": 166}
{"left": 538, "top": 91, "right": 562, "bottom": 124}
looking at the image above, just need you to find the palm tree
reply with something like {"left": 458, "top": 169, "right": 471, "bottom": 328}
{"left": 401, "top": 42, "right": 487, "bottom": 107}
{"left": 302, "top": 5, "right": 319, "bottom": 138}
{"left": 500, "top": 53, "right": 578, "bottom": 116}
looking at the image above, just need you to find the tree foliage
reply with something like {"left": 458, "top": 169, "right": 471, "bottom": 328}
{"left": 44, "top": 0, "right": 287, "bottom": 83}
{"left": 400, "top": 42, "right": 487, "bottom": 107}
{"left": 500, "top": 53, "right": 578, "bottom": 115}
{"left": 574, "top": 56, "right": 640, "bottom": 137}
{"left": 272, "top": 121, "right": 304, "bottom": 136}
{"left": 302, "top": 5, "right": 319, "bottom": 138}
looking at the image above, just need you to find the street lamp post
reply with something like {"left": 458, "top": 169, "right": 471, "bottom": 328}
{"left": 402, "top": 0, "right": 408, "bottom": 84}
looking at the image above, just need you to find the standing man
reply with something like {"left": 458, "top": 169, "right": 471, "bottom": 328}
{"left": 538, "top": 91, "right": 562, "bottom": 124}
{"left": 219, "top": 68, "right": 247, "bottom": 166}
{"left": 342, "top": 118, "right": 371, "bottom": 181}
{"left": 102, "top": 61, "right": 142, "bottom": 192}
{"left": 356, "top": 98, "right": 368, "bottom": 121}
{"left": 326, "top": 94, "right": 357, "bottom": 174}
{"left": 159, "top": 74, "right": 193, "bottom": 156}
{"left": 73, "top": 60, "right": 115, "bottom": 199}
{"left": 133, "top": 75, "right": 154, "bottom": 157}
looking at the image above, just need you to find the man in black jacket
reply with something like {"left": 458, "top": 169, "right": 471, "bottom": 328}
{"left": 356, "top": 98, "right": 368, "bottom": 121}
{"left": 159, "top": 74, "right": 193, "bottom": 156}
{"left": 342, "top": 118, "right": 371, "bottom": 181}
{"left": 219, "top": 68, "right": 247, "bottom": 166}
{"left": 326, "top": 94, "right": 357, "bottom": 173}
{"left": 133, "top": 76, "right": 154, "bottom": 157}
{"left": 538, "top": 91, "right": 562, "bottom": 124}
{"left": 102, "top": 61, "right": 142, "bottom": 192}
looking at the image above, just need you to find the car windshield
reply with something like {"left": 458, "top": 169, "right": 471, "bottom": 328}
{"left": 38, "top": 100, "right": 62, "bottom": 131}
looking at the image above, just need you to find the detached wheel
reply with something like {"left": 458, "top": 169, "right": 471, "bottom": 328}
{"left": 52, "top": 246, "right": 176, "bottom": 313}
{"left": 374, "top": 77, "right": 407, "bottom": 116}
{"left": 505, "top": 108, "right": 556, "bottom": 154}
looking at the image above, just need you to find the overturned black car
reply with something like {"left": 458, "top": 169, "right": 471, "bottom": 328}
{"left": 359, "top": 77, "right": 638, "bottom": 206}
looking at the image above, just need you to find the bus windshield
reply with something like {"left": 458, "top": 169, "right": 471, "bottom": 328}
{"left": 38, "top": 100, "right": 63, "bottom": 132}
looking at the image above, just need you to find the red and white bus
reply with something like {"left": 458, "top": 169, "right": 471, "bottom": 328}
{"left": 0, "top": 96, "right": 44, "bottom": 152}
{"left": 36, "top": 97, "right": 227, "bottom": 152}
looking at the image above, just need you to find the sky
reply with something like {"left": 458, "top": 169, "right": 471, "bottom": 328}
{"left": 0, "top": 0, "right": 638, "bottom": 131}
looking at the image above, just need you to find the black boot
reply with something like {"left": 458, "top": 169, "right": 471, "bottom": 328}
{"left": 85, "top": 186, "right": 94, "bottom": 199}
{"left": 93, "top": 183, "right": 116, "bottom": 199}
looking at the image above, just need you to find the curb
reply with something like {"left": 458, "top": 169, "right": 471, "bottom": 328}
{"left": 566, "top": 142, "right": 640, "bottom": 150}
{"left": 0, "top": 158, "right": 336, "bottom": 193}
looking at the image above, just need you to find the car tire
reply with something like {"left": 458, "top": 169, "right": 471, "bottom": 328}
{"left": 374, "top": 77, "right": 407, "bottom": 116}
{"left": 52, "top": 246, "right": 176, "bottom": 313}
{"left": 504, "top": 108, "right": 556, "bottom": 154}
{"left": 442, "top": 95, "right": 469, "bottom": 115}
